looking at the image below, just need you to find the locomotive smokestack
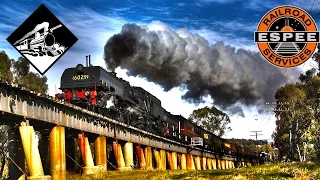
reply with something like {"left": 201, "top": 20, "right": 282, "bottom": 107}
{"left": 110, "top": 72, "right": 117, "bottom": 77}
{"left": 86, "top": 55, "right": 88, "bottom": 67}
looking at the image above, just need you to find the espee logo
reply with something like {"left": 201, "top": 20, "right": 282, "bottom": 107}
{"left": 254, "top": 5, "right": 319, "bottom": 68}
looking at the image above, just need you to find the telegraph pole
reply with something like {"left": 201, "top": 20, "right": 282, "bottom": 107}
{"left": 250, "top": 130, "right": 263, "bottom": 141}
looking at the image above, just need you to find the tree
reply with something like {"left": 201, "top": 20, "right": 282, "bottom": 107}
{"left": 12, "top": 57, "right": 48, "bottom": 94}
{"left": 0, "top": 51, "right": 13, "bottom": 83}
{"left": 0, "top": 51, "right": 49, "bottom": 177}
{"left": 188, "top": 106, "right": 232, "bottom": 136}
{"left": 298, "top": 68, "right": 316, "bottom": 83}
{"left": 312, "top": 44, "right": 320, "bottom": 74}
{"left": 273, "top": 83, "right": 314, "bottom": 161}
{"left": 298, "top": 75, "right": 320, "bottom": 160}
{"left": 273, "top": 69, "right": 320, "bottom": 162}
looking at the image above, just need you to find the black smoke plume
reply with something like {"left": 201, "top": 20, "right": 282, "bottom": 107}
{"left": 104, "top": 21, "right": 297, "bottom": 116}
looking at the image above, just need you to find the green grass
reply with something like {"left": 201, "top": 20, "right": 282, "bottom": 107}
{"left": 66, "top": 162, "right": 320, "bottom": 180}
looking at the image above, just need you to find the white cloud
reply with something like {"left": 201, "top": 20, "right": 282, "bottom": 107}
{"left": 191, "top": 28, "right": 258, "bottom": 51}
{"left": 214, "top": 20, "right": 257, "bottom": 32}
{"left": 45, "top": 4, "right": 128, "bottom": 53}
{"left": 177, "top": 3, "right": 186, "bottom": 7}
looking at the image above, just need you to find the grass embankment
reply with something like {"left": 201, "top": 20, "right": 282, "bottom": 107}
{"left": 66, "top": 162, "right": 320, "bottom": 180}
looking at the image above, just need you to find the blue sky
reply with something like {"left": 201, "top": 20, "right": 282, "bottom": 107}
{"left": 0, "top": 0, "right": 319, "bottom": 140}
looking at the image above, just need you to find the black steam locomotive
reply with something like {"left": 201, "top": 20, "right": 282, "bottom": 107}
{"left": 55, "top": 56, "right": 167, "bottom": 135}
{"left": 55, "top": 56, "right": 266, "bottom": 163}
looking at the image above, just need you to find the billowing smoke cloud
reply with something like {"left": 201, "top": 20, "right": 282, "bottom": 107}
{"left": 104, "top": 21, "right": 297, "bottom": 116}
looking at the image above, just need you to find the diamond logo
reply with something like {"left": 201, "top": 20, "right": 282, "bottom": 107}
{"left": 7, "top": 4, "right": 78, "bottom": 75}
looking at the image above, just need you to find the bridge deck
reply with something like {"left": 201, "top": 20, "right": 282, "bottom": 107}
{"left": 0, "top": 83, "right": 251, "bottom": 161}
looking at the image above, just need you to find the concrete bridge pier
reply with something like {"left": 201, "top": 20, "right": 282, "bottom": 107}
{"left": 19, "top": 124, "right": 51, "bottom": 180}
{"left": 153, "top": 149, "right": 161, "bottom": 170}
{"left": 195, "top": 156, "right": 201, "bottom": 170}
{"left": 77, "top": 134, "right": 98, "bottom": 174}
{"left": 112, "top": 141, "right": 128, "bottom": 170}
{"left": 160, "top": 149, "right": 166, "bottom": 170}
{"left": 167, "top": 151, "right": 177, "bottom": 170}
{"left": 123, "top": 142, "right": 134, "bottom": 170}
{"left": 172, "top": 152, "right": 178, "bottom": 169}
{"left": 179, "top": 154, "right": 186, "bottom": 170}
{"left": 153, "top": 149, "right": 166, "bottom": 170}
{"left": 201, "top": 157, "right": 207, "bottom": 170}
{"left": 227, "top": 160, "right": 231, "bottom": 169}
{"left": 8, "top": 126, "right": 25, "bottom": 180}
{"left": 221, "top": 159, "right": 226, "bottom": 169}
{"left": 177, "top": 154, "right": 181, "bottom": 169}
{"left": 212, "top": 159, "right": 217, "bottom": 169}
{"left": 167, "top": 152, "right": 173, "bottom": 170}
{"left": 144, "top": 146, "right": 153, "bottom": 170}
{"left": 229, "top": 160, "right": 232, "bottom": 169}
{"left": 94, "top": 136, "right": 107, "bottom": 171}
{"left": 136, "top": 146, "right": 146, "bottom": 169}
{"left": 207, "top": 158, "right": 212, "bottom": 170}
{"left": 186, "top": 154, "right": 195, "bottom": 170}
{"left": 217, "top": 159, "right": 221, "bottom": 169}
{"left": 49, "top": 126, "right": 66, "bottom": 180}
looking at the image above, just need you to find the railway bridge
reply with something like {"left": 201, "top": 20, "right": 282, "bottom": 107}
{"left": 0, "top": 82, "right": 259, "bottom": 180}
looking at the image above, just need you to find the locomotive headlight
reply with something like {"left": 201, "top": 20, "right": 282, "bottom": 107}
{"left": 45, "top": 33, "right": 55, "bottom": 46}
{"left": 85, "top": 91, "right": 90, "bottom": 96}
{"left": 76, "top": 64, "right": 84, "bottom": 72}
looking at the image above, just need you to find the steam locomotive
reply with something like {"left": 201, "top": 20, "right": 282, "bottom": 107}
{"left": 55, "top": 55, "right": 265, "bottom": 163}
{"left": 14, "top": 22, "right": 66, "bottom": 57}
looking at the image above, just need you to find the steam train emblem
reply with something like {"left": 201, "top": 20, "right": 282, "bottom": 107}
{"left": 7, "top": 4, "right": 78, "bottom": 75}
{"left": 14, "top": 22, "right": 67, "bottom": 57}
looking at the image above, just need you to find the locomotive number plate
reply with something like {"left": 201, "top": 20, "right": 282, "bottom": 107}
{"left": 72, "top": 74, "right": 89, "bottom": 81}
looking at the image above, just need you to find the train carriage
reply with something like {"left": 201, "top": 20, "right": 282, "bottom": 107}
{"left": 202, "top": 129, "right": 213, "bottom": 150}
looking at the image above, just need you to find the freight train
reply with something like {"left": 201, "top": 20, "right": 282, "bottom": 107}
{"left": 55, "top": 55, "right": 266, "bottom": 163}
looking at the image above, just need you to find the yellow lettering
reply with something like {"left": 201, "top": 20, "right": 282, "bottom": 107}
{"left": 72, "top": 74, "right": 89, "bottom": 81}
